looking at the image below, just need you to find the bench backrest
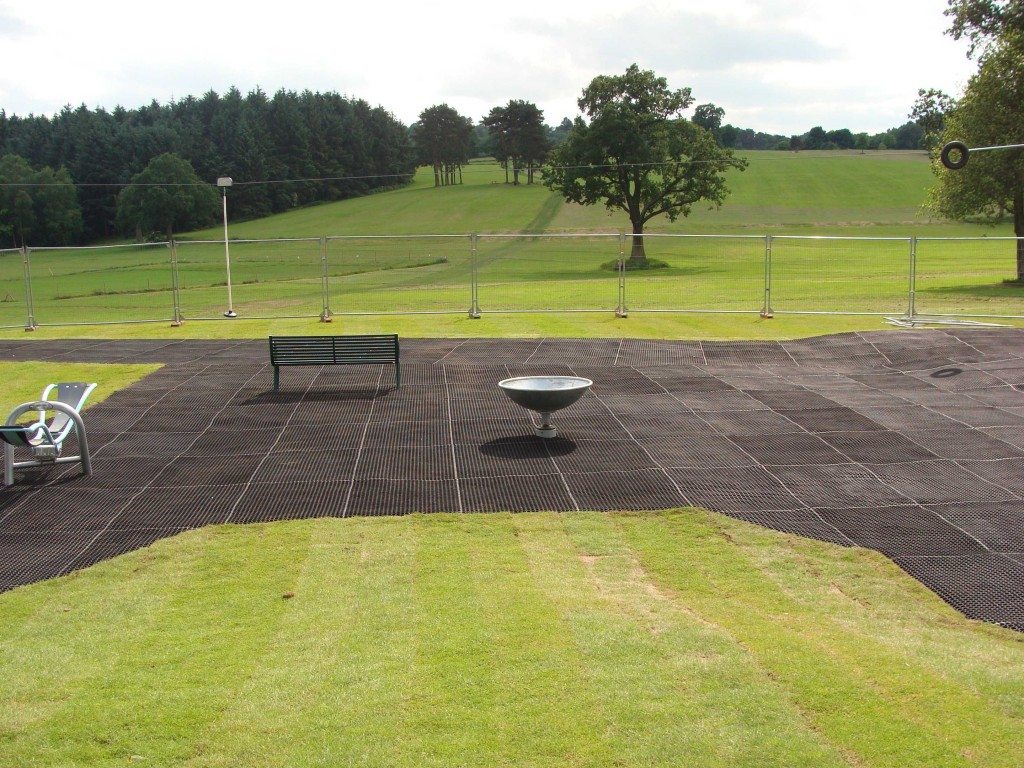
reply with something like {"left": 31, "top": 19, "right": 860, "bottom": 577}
{"left": 269, "top": 334, "right": 399, "bottom": 365}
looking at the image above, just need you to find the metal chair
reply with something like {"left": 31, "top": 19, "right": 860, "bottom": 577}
{"left": 2, "top": 382, "right": 96, "bottom": 486}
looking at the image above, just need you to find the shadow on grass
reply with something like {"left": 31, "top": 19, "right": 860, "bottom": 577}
{"left": 920, "top": 280, "right": 1024, "bottom": 298}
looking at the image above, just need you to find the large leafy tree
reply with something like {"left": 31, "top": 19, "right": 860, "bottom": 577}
{"left": 544, "top": 64, "right": 746, "bottom": 264}
{"left": 411, "top": 105, "right": 473, "bottom": 187}
{"left": 910, "top": 88, "right": 956, "bottom": 149}
{"left": 929, "top": 1, "right": 1024, "bottom": 278}
{"left": 946, "top": 0, "right": 1024, "bottom": 55}
{"left": 115, "top": 153, "right": 218, "bottom": 240}
{"left": 483, "top": 100, "right": 549, "bottom": 185}
{"left": 0, "top": 154, "right": 82, "bottom": 248}
{"left": 929, "top": 39, "right": 1024, "bottom": 279}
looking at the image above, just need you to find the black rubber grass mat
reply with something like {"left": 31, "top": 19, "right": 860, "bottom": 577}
{"left": 3, "top": 330, "right": 1024, "bottom": 630}
{"left": 816, "top": 431, "right": 939, "bottom": 464}
{"left": 892, "top": 554, "right": 1024, "bottom": 627}
{"left": 230, "top": 481, "right": 350, "bottom": 523}
{"left": 815, "top": 505, "right": 987, "bottom": 557}
{"left": 457, "top": 438, "right": 565, "bottom": 479}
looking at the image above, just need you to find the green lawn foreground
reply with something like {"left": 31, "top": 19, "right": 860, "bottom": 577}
{"left": 0, "top": 511, "right": 1021, "bottom": 767}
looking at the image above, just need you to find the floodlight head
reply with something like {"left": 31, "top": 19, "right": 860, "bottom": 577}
{"left": 217, "top": 176, "right": 233, "bottom": 187}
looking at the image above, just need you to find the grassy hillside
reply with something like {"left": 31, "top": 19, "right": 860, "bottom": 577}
{"left": 189, "top": 150, "right": 1011, "bottom": 239}
{"left": 2, "top": 511, "right": 1022, "bottom": 767}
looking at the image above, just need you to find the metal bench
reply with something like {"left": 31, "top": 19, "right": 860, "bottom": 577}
{"left": 269, "top": 334, "right": 400, "bottom": 391}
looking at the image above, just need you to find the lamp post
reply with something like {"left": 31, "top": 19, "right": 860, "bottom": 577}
{"left": 217, "top": 176, "right": 237, "bottom": 318}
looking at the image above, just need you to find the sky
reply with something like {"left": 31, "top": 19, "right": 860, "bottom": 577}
{"left": 0, "top": 0, "right": 975, "bottom": 136}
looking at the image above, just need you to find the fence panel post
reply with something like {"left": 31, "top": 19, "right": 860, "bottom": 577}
{"left": 468, "top": 232, "right": 481, "bottom": 318}
{"left": 319, "top": 235, "right": 333, "bottom": 322}
{"left": 760, "top": 234, "right": 774, "bottom": 318}
{"left": 21, "top": 246, "right": 36, "bottom": 330}
{"left": 616, "top": 232, "right": 628, "bottom": 317}
{"left": 907, "top": 236, "right": 917, "bottom": 321}
{"left": 169, "top": 240, "right": 183, "bottom": 326}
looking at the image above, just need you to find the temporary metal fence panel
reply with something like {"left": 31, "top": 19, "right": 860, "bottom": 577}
{"left": 770, "top": 236, "right": 912, "bottom": 315}
{"left": 914, "top": 237, "right": 1024, "bottom": 319}
{"left": 3, "top": 233, "right": 1020, "bottom": 327}
{"left": 27, "top": 243, "right": 174, "bottom": 326}
{"left": 0, "top": 248, "right": 27, "bottom": 328}
{"left": 175, "top": 238, "right": 322, "bottom": 320}
{"left": 474, "top": 233, "right": 619, "bottom": 312}
{"left": 325, "top": 235, "right": 469, "bottom": 314}
{"left": 625, "top": 234, "right": 765, "bottom": 313}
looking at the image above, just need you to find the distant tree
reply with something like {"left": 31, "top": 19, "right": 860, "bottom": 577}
{"left": 928, "top": 36, "right": 1024, "bottom": 279}
{"left": 471, "top": 123, "right": 492, "bottom": 158}
{"left": 692, "top": 103, "right": 725, "bottom": 143}
{"left": 911, "top": 88, "right": 957, "bottom": 149}
{"left": 412, "top": 104, "right": 473, "bottom": 186}
{"left": 804, "top": 126, "right": 828, "bottom": 150}
{"left": 548, "top": 117, "right": 574, "bottom": 148}
{"left": 789, "top": 136, "right": 804, "bottom": 152}
{"left": 543, "top": 64, "right": 746, "bottom": 265}
{"left": 0, "top": 154, "right": 82, "bottom": 247}
{"left": 825, "top": 128, "right": 855, "bottom": 149}
{"left": 32, "top": 165, "right": 83, "bottom": 246}
{"left": 114, "top": 153, "right": 218, "bottom": 239}
{"left": 0, "top": 154, "right": 36, "bottom": 247}
{"left": 894, "top": 121, "right": 926, "bottom": 149}
{"left": 718, "top": 124, "right": 738, "bottom": 148}
{"left": 483, "top": 100, "right": 549, "bottom": 184}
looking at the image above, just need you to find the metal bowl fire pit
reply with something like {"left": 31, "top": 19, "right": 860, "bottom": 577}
{"left": 498, "top": 376, "right": 593, "bottom": 438}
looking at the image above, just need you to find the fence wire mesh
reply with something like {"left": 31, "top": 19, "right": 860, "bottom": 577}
{"left": 475, "top": 234, "right": 619, "bottom": 312}
{"left": 176, "top": 239, "right": 322, "bottom": 320}
{"left": 27, "top": 243, "right": 174, "bottom": 326}
{"left": 915, "top": 238, "right": 1024, "bottom": 318}
{"left": 0, "top": 248, "right": 26, "bottom": 328}
{"left": 770, "top": 236, "right": 912, "bottom": 315}
{"left": 1, "top": 234, "right": 1020, "bottom": 328}
{"left": 325, "top": 235, "right": 469, "bottom": 314}
{"left": 626, "top": 234, "right": 765, "bottom": 312}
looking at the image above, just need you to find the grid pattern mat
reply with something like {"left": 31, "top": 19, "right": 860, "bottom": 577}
{"left": 2, "top": 329, "right": 1024, "bottom": 631}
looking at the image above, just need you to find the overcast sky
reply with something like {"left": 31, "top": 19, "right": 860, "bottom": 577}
{"left": 0, "top": 0, "right": 974, "bottom": 135}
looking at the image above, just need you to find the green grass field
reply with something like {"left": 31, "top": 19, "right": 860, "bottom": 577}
{"left": 2, "top": 511, "right": 1022, "bottom": 767}
{"left": 1, "top": 151, "right": 1021, "bottom": 334}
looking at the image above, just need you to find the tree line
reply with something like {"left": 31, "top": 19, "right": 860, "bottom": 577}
{"left": 0, "top": 88, "right": 416, "bottom": 247}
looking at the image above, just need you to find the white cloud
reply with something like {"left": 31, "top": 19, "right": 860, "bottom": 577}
{"left": 0, "top": 0, "right": 975, "bottom": 134}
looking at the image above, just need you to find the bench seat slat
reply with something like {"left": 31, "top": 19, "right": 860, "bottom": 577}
{"left": 269, "top": 334, "right": 399, "bottom": 390}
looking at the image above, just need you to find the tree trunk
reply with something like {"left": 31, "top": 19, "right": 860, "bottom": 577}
{"left": 628, "top": 220, "right": 646, "bottom": 265}
{"left": 433, "top": 163, "right": 440, "bottom": 187}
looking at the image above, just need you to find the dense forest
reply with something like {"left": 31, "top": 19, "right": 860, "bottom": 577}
{"left": 0, "top": 88, "right": 417, "bottom": 244}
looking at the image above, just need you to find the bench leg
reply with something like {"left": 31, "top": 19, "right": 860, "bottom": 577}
{"left": 274, "top": 366, "right": 280, "bottom": 391}
{"left": 395, "top": 361, "right": 401, "bottom": 389}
